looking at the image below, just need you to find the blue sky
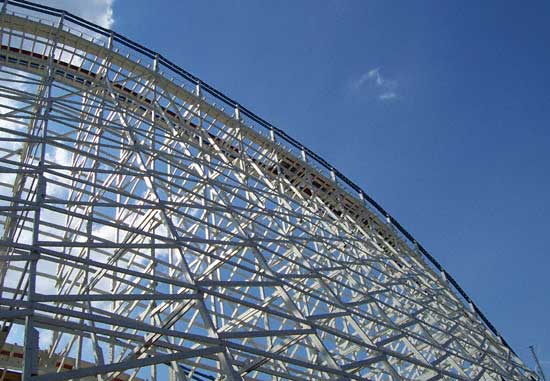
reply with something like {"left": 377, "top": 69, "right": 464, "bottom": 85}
{"left": 45, "top": 0, "right": 550, "bottom": 374}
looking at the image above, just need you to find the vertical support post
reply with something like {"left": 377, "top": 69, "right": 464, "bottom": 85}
{"left": 196, "top": 80, "right": 202, "bottom": 129}
{"left": 234, "top": 103, "right": 240, "bottom": 121}
{"left": 359, "top": 190, "right": 365, "bottom": 204}
{"left": 195, "top": 80, "right": 201, "bottom": 97}
{"left": 234, "top": 104, "right": 246, "bottom": 170}
{"left": 151, "top": 53, "right": 159, "bottom": 381}
{"left": 106, "top": 30, "right": 119, "bottom": 368}
{"left": 23, "top": 11, "right": 64, "bottom": 380}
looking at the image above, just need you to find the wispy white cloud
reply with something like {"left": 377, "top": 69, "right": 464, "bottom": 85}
{"left": 379, "top": 92, "right": 397, "bottom": 100}
{"left": 352, "top": 67, "right": 398, "bottom": 101}
{"left": 34, "top": 0, "right": 115, "bottom": 29}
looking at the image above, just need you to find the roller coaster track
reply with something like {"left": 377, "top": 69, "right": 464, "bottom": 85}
{"left": 0, "top": 1, "right": 537, "bottom": 380}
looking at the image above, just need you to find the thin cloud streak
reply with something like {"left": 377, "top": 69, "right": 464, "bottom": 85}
{"left": 352, "top": 67, "right": 398, "bottom": 101}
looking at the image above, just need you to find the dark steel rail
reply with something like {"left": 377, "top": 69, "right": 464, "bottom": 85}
{"left": 2, "top": 0, "right": 518, "bottom": 358}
